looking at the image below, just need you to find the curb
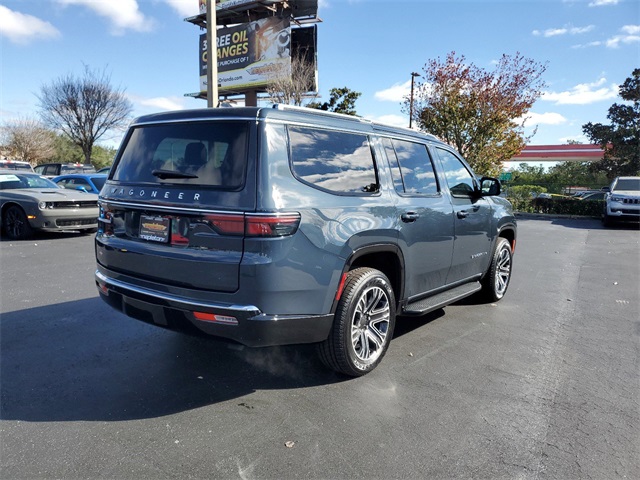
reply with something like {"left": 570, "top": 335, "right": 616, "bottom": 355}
{"left": 515, "top": 212, "right": 602, "bottom": 221}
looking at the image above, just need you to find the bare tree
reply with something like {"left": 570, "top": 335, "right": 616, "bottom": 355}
{"left": 1, "top": 117, "right": 55, "bottom": 165}
{"left": 37, "top": 66, "right": 132, "bottom": 164}
{"left": 265, "top": 52, "right": 317, "bottom": 106}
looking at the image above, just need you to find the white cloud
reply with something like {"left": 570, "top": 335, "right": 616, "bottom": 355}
{"left": 57, "top": 0, "right": 154, "bottom": 35}
{"left": 588, "top": 0, "right": 618, "bottom": 6}
{"left": 366, "top": 114, "right": 409, "bottom": 128}
{"left": 164, "top": 0, "right": 197, "bottom": 17}
{"left": 374, "top": 80, "right": 412, "bottom": 102}
{"left": 605, "top": 24, "right": 640, "bottom": 48}
{"left": 0, "top": 5, "right": 61, "bottom": 45}
{"left": 621, "top": 25, "right": 640, "bottom": 35}
{"left": 532, "top": 25, "right": 594, "bottom": 38}
{"left": 541, "top": 77, "right": 618, "bottom": 105}
{"left": 520, "top": 112, "right": 568, "bottom": 127}
{"left": 130, "top": 95, "right": 188, "bottom": 112}
{"left": 572, "top": 24, "right": 640, "bottom": 49}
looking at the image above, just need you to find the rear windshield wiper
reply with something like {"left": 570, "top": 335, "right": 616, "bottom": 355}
{"left": 152, "top": 169, "right": 198, "bottom": 180}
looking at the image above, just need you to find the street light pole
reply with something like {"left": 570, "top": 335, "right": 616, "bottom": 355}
{"left": 409, "top": 72, "right": 419, "bottom": 129}
{"left": 206, "top": 0, "right": 219, "bottom": 108}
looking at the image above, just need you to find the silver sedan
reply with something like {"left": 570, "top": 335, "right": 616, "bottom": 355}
{"left": 0, "top": 169, "right": 99, "bottom": 240}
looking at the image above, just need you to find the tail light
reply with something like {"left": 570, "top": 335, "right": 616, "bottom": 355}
{"left": 245, "top": 214, "right": 300, "bottom": 237}
{"left": 204, "top": 213, "right": 300, "bottom": 237}
{"left": 98, "top": 203, "right": 114, "bottom": 236}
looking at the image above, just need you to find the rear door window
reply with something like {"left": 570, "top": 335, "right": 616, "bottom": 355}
{"left": 288, "top": 126, "right": 378, "bottom": 194}
{"left": 383, "top": 138, "right": 438, "bottom": 195}
{"left": 112, "top": 121, "right": 249, "bottom": 189}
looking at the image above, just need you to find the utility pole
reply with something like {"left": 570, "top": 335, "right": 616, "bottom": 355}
{"left": 409, "top": 72, "right": 419, "bottom": 128}
{"left": 206, "top": 0, "right": 218, "bottom": 108}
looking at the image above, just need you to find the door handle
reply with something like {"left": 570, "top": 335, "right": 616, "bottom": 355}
{"left": 457, "top": 210, "right": 469, "bottom": 219}
{"left": 401, "top": 212, "right": 420, "bottom": 223}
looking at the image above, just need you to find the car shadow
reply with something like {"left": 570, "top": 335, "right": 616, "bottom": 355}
{"left": 394, "top": 309, "right": 445, "bottom": 338}
{"left": 0, "top": 297, "right": 345, "bottom": 423}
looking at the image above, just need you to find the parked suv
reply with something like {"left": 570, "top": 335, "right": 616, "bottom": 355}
{"left": 95, "top": 105, "right": 517, "bottom": 376}
{"left": 603, "top": 176, "right": 640, "bottom": 226}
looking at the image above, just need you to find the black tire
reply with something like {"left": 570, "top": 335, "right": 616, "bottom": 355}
{"left": 602, "top": 213, "right": 613, "bottom": 228}
{"left": 318, "top": 267, "right": 396, "bottom": 377}
{"left": 2, "top": 205, "right": 34, "bottom": 240}
{"left": 481, "top": 237, "right": 513, "bottom": 302}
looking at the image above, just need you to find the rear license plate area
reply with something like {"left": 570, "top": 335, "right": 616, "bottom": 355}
{"left": 139, "top": 214, "right": 170, "bottom": 243}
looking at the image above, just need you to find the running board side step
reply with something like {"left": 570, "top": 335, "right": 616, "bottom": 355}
{"left": 402, "top": 282, "right": 482, "bottom": 315}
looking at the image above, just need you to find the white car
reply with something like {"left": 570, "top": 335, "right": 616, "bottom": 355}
{"left": 603, "top": 176, "right": 640, "bottom": 227}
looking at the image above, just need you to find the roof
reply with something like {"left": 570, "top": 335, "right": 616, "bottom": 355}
{"left": 130, "top": 105, "right": 445, "bottom": 146}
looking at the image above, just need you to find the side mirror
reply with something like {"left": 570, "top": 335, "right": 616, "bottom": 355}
{"left": 601, "top": 186, "right": 611, "bottom": 192}
{"left": 478, "top": 177, "right": 501, "bottom": 196}
{"left": 75, "top": 186, "right": 88, "bottom": 193}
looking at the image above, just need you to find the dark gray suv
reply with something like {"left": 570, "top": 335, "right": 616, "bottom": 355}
{"left": 95, "top": 105, "right": 516, "bottom": 376}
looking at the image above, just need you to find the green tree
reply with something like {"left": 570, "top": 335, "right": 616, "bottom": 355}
{"left": 406, "top": 51, "right": 547, "bottom": 177}
{"left": 583, "top": 68, "right": 640, "bottom": 179}
{"left": 510, "top": 163, "right": 546, "bottom": 185}
{"left": 91, "top": 145, "right": 117, "bottom": 169}
{"left": 307, "top": 87, "right": 361, "bottom": 116}
{"left": 37, "top": 65, "right": 132, "bottom": 164}
{"left": 47, "top": 134, "right": 84, "bottom": 165}
{"left": 546, "top": 161, "right": 608, "bottom": 191}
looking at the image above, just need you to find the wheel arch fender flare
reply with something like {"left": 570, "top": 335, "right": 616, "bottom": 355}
{"left": 497, "top": 223, "right": 517, "bottom": 253}
{"left": 331, "top": 243, "right": 406, "bottom": 314}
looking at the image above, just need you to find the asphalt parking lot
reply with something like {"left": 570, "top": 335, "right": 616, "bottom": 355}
{"left": 1, "top": 218, "right": 639, "bottom": 479}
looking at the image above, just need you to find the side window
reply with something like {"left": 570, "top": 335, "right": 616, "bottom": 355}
{"left": 288, "top": 126, "right": 378, "bottom": 194}
{"left": 383, "top": 138, "right": 438, "bottom": 195}
{"left": 382, "top": 138, "right": 405, "bottom": 193}
{"left": 74, "top": 179, "right": 91, "bottom": 190}
{"left": 436, "top": 148, "right": 476, "bottom": 197}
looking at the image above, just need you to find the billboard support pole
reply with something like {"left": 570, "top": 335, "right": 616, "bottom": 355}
{"left": 206, "top": 0, "right": 219, "bottom": 108}
{"left": 245, "top": 90, "right": 257, "bottom": 107}
{"left": 409, "top": 72, "right": 419, "bottom": 128}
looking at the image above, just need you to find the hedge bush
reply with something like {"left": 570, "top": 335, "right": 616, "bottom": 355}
{"left": 506, "top": 196, "right": 604, "bottom": 217}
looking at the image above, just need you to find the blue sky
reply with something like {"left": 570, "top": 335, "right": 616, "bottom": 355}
{"left": 1, "top": 0, "right": 639, "bottom": 152}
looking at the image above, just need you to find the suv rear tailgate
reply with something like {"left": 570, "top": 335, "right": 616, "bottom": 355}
{"left": 96, "top": 205, "right": 245, "bottom": 292}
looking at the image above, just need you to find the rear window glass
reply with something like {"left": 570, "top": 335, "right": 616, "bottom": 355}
{"left": 112, "top": 121, "right": 249, "bottom": 188}
{"left": 288, "top": 126, "right": 377, "bottom": 194}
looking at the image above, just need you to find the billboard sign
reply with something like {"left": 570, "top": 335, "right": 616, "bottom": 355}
{"left": 200, "top": 0, "right": 279, "bottom": 15}
{"left": 198, "top": 0, "right": 318, "bottom": 19}
{"left": 200, "top": 17, "right": 291, "bottom": 94}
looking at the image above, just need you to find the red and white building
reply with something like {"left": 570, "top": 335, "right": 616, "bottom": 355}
{"left": 510, "top": 144, "right": 604, "bottom": 164}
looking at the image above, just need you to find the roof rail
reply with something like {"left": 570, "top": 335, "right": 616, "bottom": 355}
{"left": 270, "top": 103, "right": 372, "bottom": 123}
